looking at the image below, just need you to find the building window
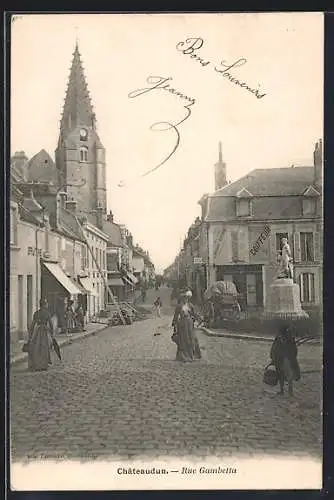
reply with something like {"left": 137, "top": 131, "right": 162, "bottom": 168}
{"left": 231, "top": 231, "right": 239, "bottom": 261}
{"left": 80, "top": 128, "right": 88, "bottom": 141}
{"left": 10, "top": 205, "right": 18, "bottom": 245}
{"left": 80, "top": 146, "right": 88, "bottom": 162}
{"left": 299, "top": 273, "right": 315, "bottom": 303}
{"left": 302, "top": 198, "right": 316, "bottom": 216}
{"left": 45, "top": 228, "right": 49, "bottom": 252}
{"left": 300, "top": 232, "right": 314, "bottom": 262}
{"left": 236, "top": 199, "right": 251, "bottom": 217}
{"left": 82, "top": 245, "right": 88, "bottom": 270}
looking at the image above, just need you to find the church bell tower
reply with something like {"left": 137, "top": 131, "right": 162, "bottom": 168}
{"left": 55, "top": 42, "right": 107, "bottom": 217}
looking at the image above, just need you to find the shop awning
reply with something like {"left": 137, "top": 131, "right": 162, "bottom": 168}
{"left": 126, "top": 272, "right": 138, "bottom": 285}
{"left": 108, "top": 278, "right": 125, "bottom": 287}
{"left": 43, "top": 262, "right": 82, "bottom": 296}
{"left": 79, "top": 277, "right": 98, "bottom": 297}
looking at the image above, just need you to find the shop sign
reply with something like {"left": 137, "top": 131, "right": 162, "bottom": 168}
{"left": 27, "top": 246, "right": 50, "bottom": 258}
{"left": 193, "top": 257, "right": 203, "bottom": 264}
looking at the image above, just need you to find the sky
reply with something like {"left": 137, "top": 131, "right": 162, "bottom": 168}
{"left": 11, "top": 13, "right": 323, "bottom": 273}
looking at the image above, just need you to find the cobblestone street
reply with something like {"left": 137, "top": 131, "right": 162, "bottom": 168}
{"left": 11, "top": 296, "right": 322, "bottom": 461}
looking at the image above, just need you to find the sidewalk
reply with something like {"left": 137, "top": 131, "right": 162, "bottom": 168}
{"left": 10, "top": 321, "right": 109, "bottom": 366}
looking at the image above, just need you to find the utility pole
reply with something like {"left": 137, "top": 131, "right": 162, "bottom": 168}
{"left": 73, "top": 214, "right": 126, "bottom": 325}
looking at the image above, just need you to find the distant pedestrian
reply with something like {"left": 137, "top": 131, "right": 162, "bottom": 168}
{"left": 64, "top": 299, "right": 75, "bottom": 336}
{"left": 75, "top": 303, "right": 85, "bottom": 331}
{"left": 270, "top": 325, "right": 300, "bottom": 396}
{"left": 27, "top": 298, "right": 54, "bottom": 372}
{"left": 154, "top": 297, "right": 162, "bottom": 317}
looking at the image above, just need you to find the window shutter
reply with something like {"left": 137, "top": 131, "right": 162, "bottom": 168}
{"left": 299, "top": 274, "right": 304, "bottom": 302}
{"left": 314, "top": 231, "right": 320, "bottom": 262}
{"left": 293, "top": 233, "right": 300, "bottom": 263}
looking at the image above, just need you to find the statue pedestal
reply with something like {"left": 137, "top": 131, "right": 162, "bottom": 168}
{"left": 264, "top": 278, "right": 309, "bottom": 320}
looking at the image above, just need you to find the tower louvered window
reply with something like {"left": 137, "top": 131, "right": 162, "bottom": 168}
{"left": 80, "top": 146, "right": 88, "bottom": 162}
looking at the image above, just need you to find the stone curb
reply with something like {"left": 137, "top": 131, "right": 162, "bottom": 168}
{"left": 199, "top": 326, "right": 273, "bottom": 342}
{"left": 10, "top": 323, "right": 110, "bottom": 367}
{"left": 199, "top": 327, "right": 321, "bottom": 345}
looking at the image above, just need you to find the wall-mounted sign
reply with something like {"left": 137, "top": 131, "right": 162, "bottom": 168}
{"left": 193, "top": 257, "right": 203, "bottom": 264}
{"left": 27, "top": 247, "right": 50, "bottom": 259}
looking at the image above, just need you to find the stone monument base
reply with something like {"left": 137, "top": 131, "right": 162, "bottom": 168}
{"left": 264, "top": 278, "right": 309, "bottom": 320}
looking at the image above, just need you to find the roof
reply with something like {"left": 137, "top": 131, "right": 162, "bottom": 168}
{"left": 204, "top": 166, "right": 322, "bottom": 222}
{"left": 59, "top": 208, "right": 85, "bottom": 242}
{"left": 212, "top": 167, "right": 316, "bottom": 197}
{"left": 26, "top": 149, "right": 57, "bottom": 184}
{"left": 86, "top": 213, "right": 123, "bottom": 247}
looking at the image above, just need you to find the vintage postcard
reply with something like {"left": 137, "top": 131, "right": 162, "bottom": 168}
{"left": 9, "top": 12, "right": 323, "bottom": 490}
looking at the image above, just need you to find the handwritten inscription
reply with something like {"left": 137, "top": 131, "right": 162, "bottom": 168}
{"left": 176, "top": 37, "right": 266, "bottom": 100}
{"left": 124, "top": 76, "right": 196, "bottom": 183}
{"left": 250, "top": 225, "right": 271, "bottom": 256}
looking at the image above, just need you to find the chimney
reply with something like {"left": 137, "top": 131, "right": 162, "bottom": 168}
{"left": 214, "top": 142, "right": 227, "bottom": 191}
{"left": 313, "top": 139, "right": 323, "bottom": 186}
{"left": 106, "top": 210, "right": 114, "bottom": 223}
{"left": 96, "top": 205, "right": 104, "bottom": 230}
{"left": 56, "top": 191, "right": 67, "bottom": 229}
{"left": 12, "top": 151, "right": 28, "bottom": 180}
{"left": 65, "top": 198, "right": 77, "bottom": 214}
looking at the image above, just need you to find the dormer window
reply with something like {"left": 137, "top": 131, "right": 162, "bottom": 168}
{"left": 80, "top": 128, "right": 88, "bottom": 141}
{"left": 236, "top": 188, "right": 253, "bottom": 217}
{"left": 80, "top": 146, "right": 88, "bottom": 162}
{"left": 302, "top": 185, "right": 319, "bottom": 216}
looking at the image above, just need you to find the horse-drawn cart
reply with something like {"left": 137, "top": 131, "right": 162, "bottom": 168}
{"left": 204, "top": 281, "right": 241, "bottom": 328}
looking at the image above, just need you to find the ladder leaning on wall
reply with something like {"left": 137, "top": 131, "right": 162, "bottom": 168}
{"left": 73, "top": 214, "right": 126, "bottom": 326}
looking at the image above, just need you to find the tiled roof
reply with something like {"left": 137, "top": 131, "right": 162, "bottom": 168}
{"left": 59, "top": 208, "right": 85, "bottom": 242}
{"left": 102, "top": 219, "right": 123, "bottom": 247}
{"left": 205, "top": 166, "right": 321, "bottom": 222}
{"left": 26, "top": 149, "right": 58, "bottom": 184}
{"left": 212, "top": 167, "right": 315, "bottom": 197}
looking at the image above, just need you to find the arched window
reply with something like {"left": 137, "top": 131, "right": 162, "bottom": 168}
{"left": 80, "top": 146, "right": 88, "bottom": 162}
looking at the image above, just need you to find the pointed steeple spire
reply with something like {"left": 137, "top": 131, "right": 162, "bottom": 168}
{"left": 60, "top": 43, "right": 96, "bottom": 133}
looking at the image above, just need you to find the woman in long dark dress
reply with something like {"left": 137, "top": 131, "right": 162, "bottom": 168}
{"left": 270, "top": 325, "right": 300, "bottom": 395}
{"left": 172, "top": 291, "right": 202, "bottom": 362}
{"left": 64, "top": 300, "right": 75, "bottom": 336}
{"left": 28, "top": 299, "right": 54, "bottom": 372}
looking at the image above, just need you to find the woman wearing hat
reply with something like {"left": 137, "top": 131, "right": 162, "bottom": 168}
{"left": 172, "top": 290, "right": 202, "bottom": 362}
{"left": 27, "top": 298, "right": 54, "bottom": 372}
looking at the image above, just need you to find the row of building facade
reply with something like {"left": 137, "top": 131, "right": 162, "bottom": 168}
{"left": 10, "top": 42, "right": 155, "bottom": 345}
{"left": 164, "top": 141, "right": 323, "bottom": 315}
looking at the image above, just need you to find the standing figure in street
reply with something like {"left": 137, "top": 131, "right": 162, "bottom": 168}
{"left": 270, "top": 325, "right": 300, "bottom": 396}
{"left": 64, "top": 299, "right": 75, "bottom": 336}
{"left": 141, "top": 286, "right": 147, "bottom": 303}
{"left": 75, "top": 303, "right": 85, "bottom": 332}
{"left": 172, "top": 291, "right": 202, "bottom": 362}
{"left": 28, "top": 298, "right": 54, "bottom": 372}
{"left": 154, "top": 296, "right": 162, "bottom": 317}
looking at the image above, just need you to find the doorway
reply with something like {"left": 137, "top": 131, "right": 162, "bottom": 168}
{"left": 26, "top": 275, "right": 33, "bottom": 331}
{"left": 18, "top": 275, "right": 24, "bottom": 339}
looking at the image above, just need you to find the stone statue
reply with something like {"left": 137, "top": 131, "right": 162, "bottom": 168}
{"left": 277, "top": 237, "right": 294, "bottom": 279}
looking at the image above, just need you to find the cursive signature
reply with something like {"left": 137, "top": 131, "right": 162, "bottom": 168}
{"left": 123, "top": 76, "right": 196, "bottom": 184}
{"left": 176, "top": 37, "right": 266, "bottom": 100}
